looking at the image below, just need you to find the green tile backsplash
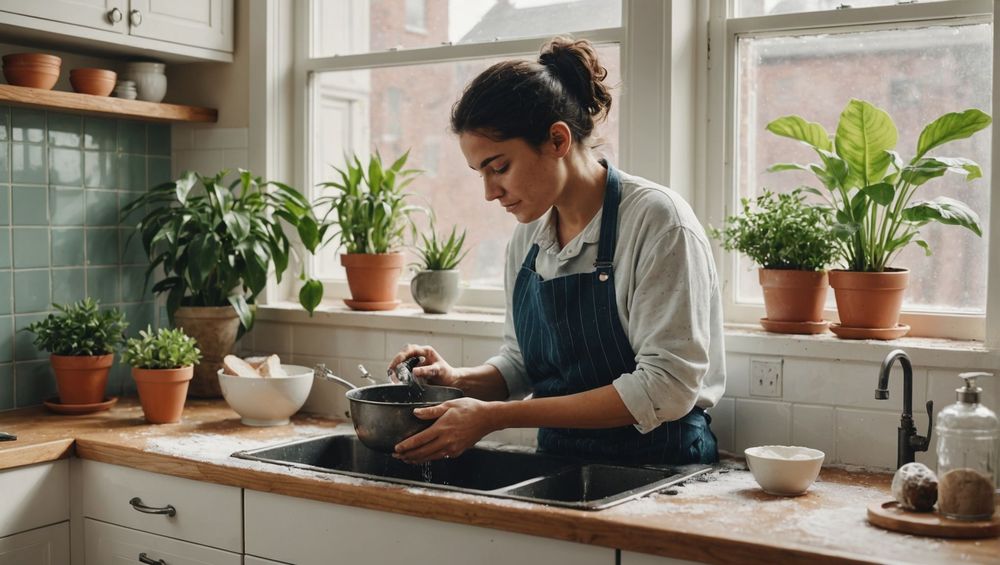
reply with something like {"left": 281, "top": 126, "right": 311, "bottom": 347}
{"left": 0, "top": 106, "right": 170, "bottom": 411}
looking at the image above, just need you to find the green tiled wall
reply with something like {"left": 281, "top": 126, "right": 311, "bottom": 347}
{"left": 0, "top": 106, "right": 172, "bottom": 411}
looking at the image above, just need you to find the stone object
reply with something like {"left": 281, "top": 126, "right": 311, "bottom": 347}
{"left": 891, "top": 462, "right": 938, "bottom": 512}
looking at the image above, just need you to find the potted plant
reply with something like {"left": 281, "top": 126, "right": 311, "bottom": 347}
{"left": 25, "top": 299, "right": 127, "bottom": 407}
{"left": 767, "top": 99, "right": 990, "bottom": 339}
{"left": 711, "top": 189, "right": 838, "bottom": 334}
{"left": 123, "top": 327, "right": 202, "bottom": 424}
{"left": 411, "top": 222, "right": 470, "bottom": 314}
{"left": 121, "top": 169, "right": 326, "bottom": 397}
{"left": 317, "top": 150, "right": 422, "bottom": 311}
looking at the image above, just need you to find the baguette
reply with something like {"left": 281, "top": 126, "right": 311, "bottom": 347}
{"left": 223, "top": 354, "right": 260, "bottom": 378}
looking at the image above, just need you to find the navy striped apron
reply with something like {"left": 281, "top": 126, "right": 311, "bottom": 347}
{"left": 512, "top": 163, "right": 717, "bottom": 465}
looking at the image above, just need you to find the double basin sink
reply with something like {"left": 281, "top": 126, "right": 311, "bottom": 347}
{"left": 233, "top": 434, "right": 710, "bottom": 510}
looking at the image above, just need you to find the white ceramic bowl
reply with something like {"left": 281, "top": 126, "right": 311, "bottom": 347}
{"left": 744, "top": 445, "right": 825, "bottom": 496}
{"left": 124, "top": 71, "right": 166, "bottom": 102}
{"left": 217, "top": 364, "right": 314, "bottom": 426}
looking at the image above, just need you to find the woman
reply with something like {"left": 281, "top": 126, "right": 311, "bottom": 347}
{"left": 390, "top": 37, "right": 725, "bottom": 466}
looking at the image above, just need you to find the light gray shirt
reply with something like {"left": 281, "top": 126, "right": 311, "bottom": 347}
{"left": 485, "top": 168, "right": 726, "bottom": 434}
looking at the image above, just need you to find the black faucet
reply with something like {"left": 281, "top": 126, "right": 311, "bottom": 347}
{"left": 875, "top": 349, "right": 932, "bottom": 469}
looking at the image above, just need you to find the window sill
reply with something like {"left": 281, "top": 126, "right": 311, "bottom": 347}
{"left": 258, "top": 303, "right": 999, "bottom": 368}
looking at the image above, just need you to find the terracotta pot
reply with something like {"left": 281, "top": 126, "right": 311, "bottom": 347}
{"left": 69, "top": 68, "right": 117, "bottom": 96}
{"left": 829, "top": 269, "right": 909, "bottom": 329}
{"left": 132, "top": 366, "right": 193, "bottom": 424}
{"left": 173, "top": 306, "right": 241, "bottom": 398}
{"left": 50, "top": 354, "right": 113, "bottom": 405}
{"left": 3, "top": 53, "right": 62, "bottom": 67}
{"left": 2, "top": 64, "right": 59, "bottom": 90}
{"left": 341, "top": 253, "right": 404, "bottom": 310}
{"left": 759, "top": 269, "right": 828, "bottom": 323}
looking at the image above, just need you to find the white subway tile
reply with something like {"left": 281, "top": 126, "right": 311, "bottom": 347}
{"left": 291, "top": 325, "right": 386, "bottom": 360}
{"left": 791, "top": 404, "right": 836, "bottom": 461}
{"left": 707, "top": 397, "right": 734, "bottom": 454}
{"left": 170, "top": 125, "right": 194, "bottom": 150}
{"left": 461, "top": 336, "right": 503, "bottom": 367}
{"left": 193, "top": 127, "right": 248, "bottom": 150}
{"left": 222, "top": 149, "right": 249, "bottom": 172}
{"left": 173, "top": 148, "right": 225, "bottom": 177}
{"left": 339, "top": 357, "right": 394, "bottom": 385}
{"left": 784, "top": 358, "right": 927, "bottom": 411}
{"left": 725, "top": 353, "right": 749, "bottom": 398}
{"left": 384, "top": 331, "right": 462, "bottom": 365}
{"left": 734, "top": 399, "right": 791, "bottom": 453}
{"left": 249, "top": 322, "right": 292, "bottom": 355}
{"left": 835, "top": 408, "right": 899, "bottom": 469}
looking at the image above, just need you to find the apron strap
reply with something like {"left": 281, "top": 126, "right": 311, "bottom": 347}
{"left": 594, "top": 162, "right": 622, "bottom": 271}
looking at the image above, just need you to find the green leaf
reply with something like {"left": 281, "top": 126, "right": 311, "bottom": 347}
{"left": 835, "top": 99, "right": 898, "bottom": 188}
{"left": 916, "top": 240, "right": 932, "bottom": 256}
{"left": 900, "top": 157, "right": 983, "bottom": 186}
{"left": 222, "top": 211, "right": 251, "bottom": 241}
{"left": 187, "top": 233, "right": 219, "bottom": 289}
{"left": 766, "top": 116, "right": 832, "bottom": 152}
{"left": 299, "top": 279, "right": 323, "bottom": 315}
{"left": 902, "top": 196, "right": 983, "bottom": 236}
{"left": 228, "top": 294, "right": 254, "bottom": 330}
{"left": 915, "top": 109, "right": 992, "bottom": 160}
{"left": 766, "top": 163, "right": 811, "bottom": 173}
{"left": 861, "top": 182, "right": 895, "bottom": 206}
{"left": 175, "top": 171, "right": 197, "bottom": 204}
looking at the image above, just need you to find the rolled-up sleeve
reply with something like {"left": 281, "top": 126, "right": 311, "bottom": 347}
{"left": 485, "top": 240, "right": 532, "bottom": 400}
{"left": 612, "top": 226, "right": 716, "bottom": 433}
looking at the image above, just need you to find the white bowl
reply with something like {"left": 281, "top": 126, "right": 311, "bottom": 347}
{"left": 744, "top": 445, "right": 825, "bottom": 496}
{"left": 217, "top": 364, "right": 314, "bottom": 426}
{"left": 124, "top": 71, "right": 166, "bottom": 102}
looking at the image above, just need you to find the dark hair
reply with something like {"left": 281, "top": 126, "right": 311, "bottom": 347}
{"left": 450, "top": 36, "right": 612, "bottom": 147}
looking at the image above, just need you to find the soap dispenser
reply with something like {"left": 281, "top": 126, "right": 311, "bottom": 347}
{"left": 935, "top": 372, "right": 998, "bottom": 520}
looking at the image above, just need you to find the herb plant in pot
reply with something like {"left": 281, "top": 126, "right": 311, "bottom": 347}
{"left": 711, "top": 189, "right": 838, "bottom": 334}
{"left": 121, "top": 169, "right": 325, "bottom": 397}
{"left": 25, "top": 299, "right": 127, "bottom": 409}
{"left": 317, "top": 151, "right": 422, "bottom": 311}
{"left": 411, "top": 222, "right": 470, "bottom": 314}
{"left": 767, "top": 99, "right": 990, "bottom": 339}
{"left": 123, "top": 327, "right": 202, "bottom": 424}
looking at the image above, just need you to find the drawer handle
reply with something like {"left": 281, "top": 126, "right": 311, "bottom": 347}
{"left": 138, "top": 552, "right": 167, "bottom": 565}
{"left": 106, "top": 7, "right": 123, "bottom": 24}
{"left": 129, "top": 9, "right": 142, "bottom": 27}
{"left": 129, "top": 497, "right": 176, "bottom": 517}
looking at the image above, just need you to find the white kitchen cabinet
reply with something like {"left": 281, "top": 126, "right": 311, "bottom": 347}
{"left": 620, "top": 550, "right": 705, "bottom": 565}
{"left": 0, "top": 461, "right": 69, "bottom": 538}
{"left": 0, "top": 523, "right": 70, "bottom": 565}
{"left": 0, "top": 0, "right": 232, "bottom": 62}
{"left": 245, "top": 489, "right": 613, "bottom": 565}
{"left": 85, "top": 519, "right": 241, "bottom": 565}
{"left": 80, "top": 460, "right": 243, "bottom": 553}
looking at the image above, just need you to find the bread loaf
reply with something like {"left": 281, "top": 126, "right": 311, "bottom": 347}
{"left": 891, "top": 462, "right": 938, "bottom": 512}
{"left": 222, "top": 355, "right": 260, "bottom": 378}
{"left": 257, "top": 354, "right": 287, "bottom": 378}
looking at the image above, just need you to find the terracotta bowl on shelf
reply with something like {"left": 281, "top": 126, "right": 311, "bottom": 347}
{"left": 2, "top": 52, "right": 62, "bottom": 90}
{"left": 69, "top": 68, "right": 117, "bottom": 97}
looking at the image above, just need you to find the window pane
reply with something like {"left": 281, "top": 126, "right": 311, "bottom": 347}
{"left": 311, "top": 0, "right": 621, "bottom": 57}
{"left": 311, "top": 46, "right": 621, "bottom": 287}
{"left": 735, "top": 0, "right": 961, "bottom": 17}
{"left": 735, "top": 24, "right": 992, "bottom": 313}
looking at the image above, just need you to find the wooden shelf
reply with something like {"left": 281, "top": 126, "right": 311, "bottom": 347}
{"left": 0, "top": 84, "right": 217, "bottom": 123}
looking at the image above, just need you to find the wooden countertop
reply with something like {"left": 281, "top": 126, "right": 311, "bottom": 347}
{"left": 1, "top": 400, "right": 996, "bottom": 564}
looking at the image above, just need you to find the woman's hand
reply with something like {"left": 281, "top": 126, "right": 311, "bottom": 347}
{"left": 387, "top": 344, "right": 460, "bottom": 387}
{"left": 393, "top": 398, "right": 496, "bottom": 463}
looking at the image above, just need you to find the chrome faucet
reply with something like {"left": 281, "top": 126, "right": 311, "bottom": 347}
{"left": 875, "top": 349, "right": 932, "bottom": 469}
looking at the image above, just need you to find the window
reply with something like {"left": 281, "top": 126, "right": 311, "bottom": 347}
{"left": 708, "top": 0, "right": 995, "bottom": 340}
{"left": 405, "top": 0, "right": 427, "bottom": 32}
{"left": 301, "top": 1, "right": 625, "bottom": 304}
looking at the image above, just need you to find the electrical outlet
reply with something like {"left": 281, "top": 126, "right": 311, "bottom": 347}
{"left": 750, "top": 357, "right": 783, "bottom": 398}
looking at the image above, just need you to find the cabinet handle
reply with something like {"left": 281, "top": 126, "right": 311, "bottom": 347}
{"left": 129, "top": 496, "right": 176, "bottom": 517}
{"left": 129, "top": 9, "right": 142, "bottom": 27}
{"left": 138, "top": 553, "right": 167, "bottom": 565}
{"left": 107, "top": 7, "right": 123, "bottom": 24}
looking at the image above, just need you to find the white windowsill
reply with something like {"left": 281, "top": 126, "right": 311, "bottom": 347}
{"left": 258, "top": 303, "right": 1000, "bottom": 369}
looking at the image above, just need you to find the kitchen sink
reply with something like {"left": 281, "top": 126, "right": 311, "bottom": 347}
{"left": 232, "top": 434, "right": 711, "bottom": 510}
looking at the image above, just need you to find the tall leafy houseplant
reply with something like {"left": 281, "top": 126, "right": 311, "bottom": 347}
{"left": 121, "top": 169, "right": 325, "bottom": 396}
{"left": 711, "top": 190, "right": 838, "bottom": 334}
{"left": 25, "top": 299, "right": 127, "bottom": 408}
{"left": 317, "top": 151, "right": 422, "bottom": 310}
{"left": 767, "top": 99, "right": 991, "bottom": 336}
{"left": 411, "top": 223, "right": 470, "bottom": 314}
{"left": 123, "top": 327, "right": 202, "bottom": 424}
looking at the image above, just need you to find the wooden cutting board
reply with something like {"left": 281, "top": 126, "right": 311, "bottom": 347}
{"left": 867, "top": 500, "right": 1000, "bottom": 539}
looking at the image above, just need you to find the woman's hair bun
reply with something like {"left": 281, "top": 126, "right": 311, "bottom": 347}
{"left": 538, "top": 36, "right": 612, "bottom": 121}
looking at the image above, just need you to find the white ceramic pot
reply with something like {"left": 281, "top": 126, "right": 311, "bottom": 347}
{"left": 217, "top": 364, "right": 314, "bottom": 426}
{"left": 410, "top": 269, "right": 461, "bottom": 314}
{"left": 125, "top": 71, "right": 167, "bottom": 102}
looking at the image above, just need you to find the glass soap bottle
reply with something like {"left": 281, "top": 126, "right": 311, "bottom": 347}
{"left": 935, "top": 372, "right": 998, "bottom": 520}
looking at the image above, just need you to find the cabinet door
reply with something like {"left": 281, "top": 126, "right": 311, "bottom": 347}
{"left": 620, "top": 550, "right": 706, "bottom": 565}
{"left": 245, "top": 490, "right": 613, "bottom": 565}
{"left": 85, "top": 519, "right": 241, "bottom": 565}
{"left": 127, "top": 0, "right": 233, "bottom": 52}
{"left": 0, "top": 522, "right": 70, "bottom": 565}
{"left": 0, "top": 461, "right": 69, "bottom": 539}
{"left": 0, "top": 0, "right": 126, "bottom": 33}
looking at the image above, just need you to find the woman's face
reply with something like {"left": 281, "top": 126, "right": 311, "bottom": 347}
{"left": 459, "top": 131, "right": 565, "bottom": 224}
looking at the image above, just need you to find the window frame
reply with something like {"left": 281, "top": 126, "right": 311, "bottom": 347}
{"left": 281, "top": 0, "right": 689, "bottom": 310}
{"left": 705, "top": 0, "right": 998, "bottom": 343}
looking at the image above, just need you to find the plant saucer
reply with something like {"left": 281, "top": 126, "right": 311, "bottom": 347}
{"left": 343, "top": 298, "right": 401, "bottom": 311}
{"left": 43, "top": 396, "right": 118, "bottom": 415}
{"left": 829, "top": 323, "right": 910, "bottom": 340}
{"left": 759, "top": 318, "right": 830, "bottom": 335}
